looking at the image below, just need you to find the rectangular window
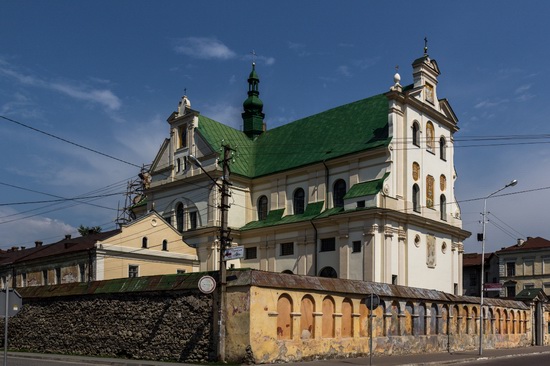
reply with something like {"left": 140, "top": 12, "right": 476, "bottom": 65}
{"left": 524, "top": 283, "right": 534, "bottom": 289}
{"left": 469, "top": 272, "right": 477, "bottom": 286}
{"left": 55, "top": 268, "right": 61, "bottom": 284}
{"left": 352, "top": 240, "right": 362, "bottom": 253}
{"left": 245, "top": 247, "right": 257, "bottom": 260}
{"left": 320, "top": 238, "right": 336, "bottom": 252}
{"left": 189, "top": 211, "right": 197, "bottom": 230}
{"left": 128, "top": 265, "right": 139, "bottom": 278}
{"left": 507, "top": 285, "right": 516, "bottom": 298}
{"left": 356, "top": 200, "right": 365, "bottom": 208}
{"left": 22, "top": 273, "right": 27, "bottom": 287}
{"left": 177, "top": 269, "right": 186, "bottom": 274}
{"left": 43, "top": 270, "right": 48, "bottom": 285}
{"left": 524, "top": 260, "right": 534, "bottom": 276}
{"left": 544, "top": 258, "right": 550, "bottom": 274}
{"left": 392, "top": 275, "right": 398, "bottom": 285}
{"left": 280, "top": 242, "right": 294, "bottom": 256}
{"left": 506, "top": 262, "right": 516, "bottom": 276}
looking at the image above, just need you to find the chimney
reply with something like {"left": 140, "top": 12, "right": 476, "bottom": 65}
{"left": 35, "top": 241, "right": 43, "bottom": 247}
{"left": 65, "top": 234, "right": 72, "bottom": 240}
{"left": 11, "top": 246, "right": 18, "bottom": 251}
{"left": 517, "top": 238, "right": 525, "bottom": 246}
{"left": 527, "top": 236, "right": 533, "bottom": 241}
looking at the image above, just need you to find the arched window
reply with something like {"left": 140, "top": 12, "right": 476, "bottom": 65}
{"left": 277, "top": 294, "right": 293, "bottom": 340}
{"left": 281, "top": 270, "right": 294, "bottom": 274}
{"left": 341, "top": 298, "right": 353, "bottom": 338}
{"left": 162, "top": 239, "right": 168, "bottom": 251}
{"left": 439, "top": 136, "right": 447, "bottom": 160}
{"left": 440, "top": 194, "right": 447, "bottom": 221}
{"left": 430, "top": 304, "right": 439, "bottom": 335}
{"left": 319, "top": 266, "right": 337, "bottom": 278}
{"left": 142, "top": 237, "right": 148, "bottom": 249}
{"left": 180, "top": 127, "right": 187, "bottom": 148}
{"left": 293, "top": 188, "right": 305, "bottom": 215}
{"left": 333, "top": 179, "right": 346, "bottom": 208}
{"left": 176, "top": 203, "right": 184, "bottom": 232}
{"left": 300, "top": 295, "right": 315, "bottom": 340}
{"left": 426, "top": 122, "right": 435, "bottom": 152}
{"left": 405, "top": 302, "right": 414, "bottom": 336}
{"left": 417, "top": 303, "right": 426, "bottom": 335}
{"left": 413, "top": 184, "right": 420, "bottom": 212}
{"left": 412, "top": 121, "right": 420, "bottom": 147}
{"left": 322, "top": 296, "right": 335, "bottom": 338}
{"left": 389, "top": 300, "right": 400, "bottom": 336}
{"left": 257, "top": 195, "right": 268, "bottom": 221}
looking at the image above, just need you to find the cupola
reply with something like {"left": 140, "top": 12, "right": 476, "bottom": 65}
{"left": 242, "top": 62, "right": 265, "bottom": 139}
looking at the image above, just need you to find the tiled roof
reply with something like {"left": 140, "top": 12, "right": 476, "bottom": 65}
{"left": 463, "top": 252, "right": 493, "bottom": 267}
{"left": 197, "top": 94, "right": 391, "bottom": 178}
{"left": 0, "top": 229, "right": 120, "bottom": 265}
{"left": 497, "top": 237, "right": 550, "bottom": 253}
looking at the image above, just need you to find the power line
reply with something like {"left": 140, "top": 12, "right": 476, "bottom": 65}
{"left": 0, "top": 115, "right": 141, "bottom": 168}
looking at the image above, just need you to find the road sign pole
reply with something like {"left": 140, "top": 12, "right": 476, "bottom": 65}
{"left": 4, "top": 283, "right": 9, "bottom": 366}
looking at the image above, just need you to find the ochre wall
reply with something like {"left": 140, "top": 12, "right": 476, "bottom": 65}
{"left": 226, "top": 285, "right": 534, "bottom": 363}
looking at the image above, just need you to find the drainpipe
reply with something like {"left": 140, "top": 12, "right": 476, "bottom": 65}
{"left": 322, "top": 160, "right": 330, "bottom": 207}
{"left": 310, "top": 220, "right": 318, "bottom": 276}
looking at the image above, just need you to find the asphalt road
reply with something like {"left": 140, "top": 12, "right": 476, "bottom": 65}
{"left": 453, "top": 352, "right": 550, "bottom": 365}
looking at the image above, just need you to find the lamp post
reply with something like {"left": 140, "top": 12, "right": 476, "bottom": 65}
{"left": 189, "top": 146, "right": 232, "bottom": 363}
{"left": 479, "top": 179, "right": 517, "bottom": 355}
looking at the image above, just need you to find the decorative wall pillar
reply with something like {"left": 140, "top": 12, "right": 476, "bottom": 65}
{"left": 363, "top": 224, "right": 378, "bottom": 282}
{"left": 383, "top": 225, "right": 394, "bottom": 284}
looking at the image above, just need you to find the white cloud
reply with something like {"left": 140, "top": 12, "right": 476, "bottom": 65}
{"left": 174, "top": 37, "right": 236, "bottom": 60}
{"left": 337, "top": 65, "right": 351, "bottom": 77}
{"left": 51, "top": 82, "right": 121, "bottom": 110}
{"left": 0, "top": 207, "right": 76, "bottom": 249}
{"left": 203, "top": 103, "right": 242, "bottom": 129}
{"left": 474, "top": 98, "right": 509, "bottom": 109}
{"left": 0, "top": 61, "right": 121, "bottom": 111}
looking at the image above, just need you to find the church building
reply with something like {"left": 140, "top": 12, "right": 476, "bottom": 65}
{"left": 143, "top": 49, "right": 470, "bottom": 294}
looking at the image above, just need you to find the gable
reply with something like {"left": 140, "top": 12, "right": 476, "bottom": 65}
{"left": 150, "top": 138, "right": 171, "bottom": 176}
{"left": 99, "top": 212, "right": 196, "bottom": 258}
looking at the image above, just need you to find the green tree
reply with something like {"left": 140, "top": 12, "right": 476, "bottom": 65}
{"left": 78, "top": 225, "right": 102, "bottom": 236}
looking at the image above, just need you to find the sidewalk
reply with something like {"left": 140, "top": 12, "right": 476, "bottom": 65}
{"left": 278, "top": 345, "right": 550, "bottom": 366}
{"left": 6, "top": 346, "right": 550, "bottom": 366}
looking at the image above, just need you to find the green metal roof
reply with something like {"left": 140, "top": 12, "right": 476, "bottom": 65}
{"left": 241, "top": 201, "right": 326, "bottom": 231}
{"left": 197, "top": 93, "right": 391, "bottom": 178}
{"left": 343, "top": 172, "right": 389, "bottom": 199}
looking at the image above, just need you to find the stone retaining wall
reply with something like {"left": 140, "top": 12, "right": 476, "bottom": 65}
{"left": 2, "top": 283, "right": 215, "bottom": 363}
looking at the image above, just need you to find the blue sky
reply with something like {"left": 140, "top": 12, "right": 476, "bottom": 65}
{"left": 1, "top": 1, "right": 549, "bottom": 254}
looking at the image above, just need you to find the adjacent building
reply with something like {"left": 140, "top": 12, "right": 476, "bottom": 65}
{"left": 462, "top": 252, "right": 500, "bottom": 297}
{"left": 144, "top": 50, "right": 470, "bottom": 294}
{"left": 0, "top": 211, "right": 199, "bottom": 288}
{"left": 497, "top": 237, "right": 550, "bottom": 298}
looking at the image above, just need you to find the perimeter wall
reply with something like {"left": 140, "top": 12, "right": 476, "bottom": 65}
{"left": 0, "top": 270, "right": 546, "bottom": 364}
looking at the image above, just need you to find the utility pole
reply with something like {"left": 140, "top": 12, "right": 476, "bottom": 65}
{"left": 189, "top": 146, "right": 232, "bottom": 362}
{"left": 217, "top": 144, "right": 232, "bottom": 363}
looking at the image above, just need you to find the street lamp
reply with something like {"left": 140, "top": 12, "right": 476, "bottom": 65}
{"left": 479, "top": 179, "right": 517, "bottom": 355}
{"left": 189, "top": 149, "right": 232, "bottom": 363}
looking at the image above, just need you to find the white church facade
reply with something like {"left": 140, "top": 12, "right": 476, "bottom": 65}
{"left": 141, "top": 50, "right": 470, "bottom": 294}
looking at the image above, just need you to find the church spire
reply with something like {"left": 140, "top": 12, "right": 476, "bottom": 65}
{"left": 242, "top": 62, "right": 265, "bottom": 139}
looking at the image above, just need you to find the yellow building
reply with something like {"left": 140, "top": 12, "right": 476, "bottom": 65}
{"left": 0, "top": 211, "right": 199, "bottom": 288}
